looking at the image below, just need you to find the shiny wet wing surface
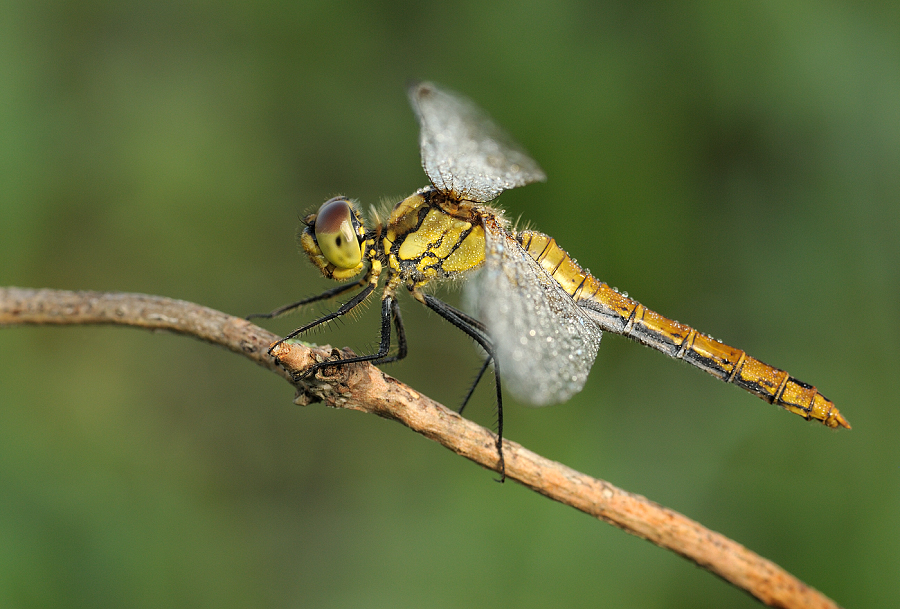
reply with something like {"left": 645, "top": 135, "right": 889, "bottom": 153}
{"left": 468, "top": 225, "right": 603, "bottom": 406}
{"left": 409, "top": 82, "right": 546, "bottom": 203}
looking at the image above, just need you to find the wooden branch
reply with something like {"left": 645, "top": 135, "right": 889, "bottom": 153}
{"left": 0, "top": 287, "right": 842, "bottom": 609}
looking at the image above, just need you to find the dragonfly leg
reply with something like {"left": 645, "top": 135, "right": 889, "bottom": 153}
{"left": 421, "top": 293, "right": 506, "bottom": 482}
{"left": 368, "top": 296, "right": 408, "bottom": 366}
{"left": 459, "top": 356, "right": 492, "bottom": 416}
{"left": 246, "top": 277, "right": 370, "bottom": 320}
{"left": 290, "top": 293, "right": 405, "bottom": 381}
{"left": 267, "top": 282, "right": 377, "bottom": 355}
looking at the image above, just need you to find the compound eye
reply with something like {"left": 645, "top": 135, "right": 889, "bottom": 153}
{"left": 314, "top": 198, "right": 362, "bottom": 269}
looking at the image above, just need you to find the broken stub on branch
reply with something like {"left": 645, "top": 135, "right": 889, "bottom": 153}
{"left": 270, "top": 341, "right": 367, "bottom": 407}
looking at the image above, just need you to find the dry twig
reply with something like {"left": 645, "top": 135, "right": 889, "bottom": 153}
{"left": 0, "top": 287, "right": 842, "bottom": 609}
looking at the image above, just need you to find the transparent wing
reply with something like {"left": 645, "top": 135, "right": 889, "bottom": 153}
{"left": 409, "top": 82, "right": 547, "bottom": 203}
{"left": 466, "top": 226, "right": 602, "bottom": 406}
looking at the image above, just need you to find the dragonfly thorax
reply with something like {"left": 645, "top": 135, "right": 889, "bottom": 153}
{"left": 384, "top": 187, "right": 489, "bottom": 289}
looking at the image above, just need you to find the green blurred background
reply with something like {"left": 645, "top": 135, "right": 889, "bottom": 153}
{"left": 1, "top": 1, "right": 897, "bottom": 607}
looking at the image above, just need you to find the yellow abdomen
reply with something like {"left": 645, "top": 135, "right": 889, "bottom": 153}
{"left": 517, "top": 230, "right": 850, "bottom": 429}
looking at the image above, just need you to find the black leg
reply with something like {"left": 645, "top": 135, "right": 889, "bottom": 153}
{"left": 294, "top": 294, "right": 402, "bottom": 378}
{"left": 268, "top": 282, "right": 377, "bottom": 354}
{"left": 369, "top": 296, "right": 408, "bottom": 366}
{"left": 247, "top": 278, "right": 369, "bottom": 320}
{"left": 436, "top": 302, "right": 488, "bottom": 334}
{"left": 459, "top": 355, "right": 492, "bottom": 416}
{"left": 422, "top": 294, "right": 506, "bottom": 482}
{"left": 392, "top": 297, "right": 408, "bottom": 362}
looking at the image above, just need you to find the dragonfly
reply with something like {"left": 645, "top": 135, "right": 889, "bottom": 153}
{"left": 252, "top": 82, "right": 849, "bottom": 479}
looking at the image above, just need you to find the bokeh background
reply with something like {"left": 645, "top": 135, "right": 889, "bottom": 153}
{"left": 2, "top": 1, "right": 897, "bottom": 607}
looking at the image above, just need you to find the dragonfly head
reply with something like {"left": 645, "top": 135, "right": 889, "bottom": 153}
{"left": 300, "top": 197, "right": 368, "bottom": 281}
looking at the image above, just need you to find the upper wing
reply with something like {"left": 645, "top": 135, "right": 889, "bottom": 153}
{"left": 466, "top": 223, "right": 602, "bottom": 406}
{"left": 409, "top": 82, "right": 547, "bottom": 203}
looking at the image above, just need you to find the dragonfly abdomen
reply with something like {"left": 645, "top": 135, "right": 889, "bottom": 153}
{"left": 516, "top": 230, "right": 849, "bottom": 429}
